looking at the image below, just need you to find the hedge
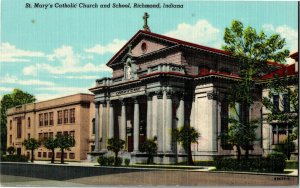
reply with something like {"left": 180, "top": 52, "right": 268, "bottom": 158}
{"left": 1, "top": 155, "right": 28, "bottom": 162}
{"left": 214, "top": 152, "right": 287, "bottom": 173}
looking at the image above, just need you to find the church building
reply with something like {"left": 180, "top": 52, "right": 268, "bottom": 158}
{"left": 88, "top": 13, "right": 290, "bottom": 163}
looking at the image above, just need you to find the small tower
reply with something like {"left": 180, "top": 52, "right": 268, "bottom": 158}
{"left": 143, "top": 12, "right": 150, "bottom": 32}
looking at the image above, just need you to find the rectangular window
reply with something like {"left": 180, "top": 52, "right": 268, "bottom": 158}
{"left": 56, "top": 152, "right": 61, "bottom": 158}
{"left": 17, "top": 117, "right": 22, "bottom": 138}
{"left": 57, "top": 132, "right": 62, "bottom": 136}
{"left": 39, "top": 114, "right": 43, "bottom": 126}
{"left": 64, "top": 110, "right": 69, "bottom": 124}
{"left": 63, "top": 131, "right": 68, "bottom": 136}
{"left": 27, "top": 133, "right": 30, "bottom": 140}
{"left": 43, "top": 152, "right": 47, "bottom": 158}
{"left": 9, "top": 135, "right": 12, "bottom": 144}
{"left": 273, "top": 94, "right": 279, "bottom": 113}
{"left": 27, "top": 117, "right": 30, "bottom": 128}
{"left": 64, "top": 153, "right": 67, "bottom": 159}
{"left": 70, "top": 108, "right": 75, "bottom": 123}
{"left": 49, "top": 112, "right": 54, "bottom": 125}
{"left": 38, "top": 133, "right": 43, "bottom": 141}
{"left": 283, "top": 94, "right": 290, "bottom": 113}
{"left": 38, "top": 152, "right": 41, "bottom": 157}
{"left": 44, "top": 133, "right": 48, "bottom": 140}
{"left": 272, "top": 124, "right": 292, "bottom": 145}
{"left": 69, "top": 131, "right": 75, "bottom": 139}
{"left": 92, "top": 118, "right": 95, "bottom": 134}
{"left": 49, "top": 132, "right": 53, "bottom": 138}
{"left": 48, "top": 152, "right": 53, "bottom": 158}
{"left": 57, "top": 111, "right": 62, "bottom": 124}
{"left": 69, "top": 153, "right": 75, "bottom": 159}
{"left": 10, "top": 120, "right": 12, "bottom": 130}
{"left": 44, "top": 113, "right": 48, "bottom": 126}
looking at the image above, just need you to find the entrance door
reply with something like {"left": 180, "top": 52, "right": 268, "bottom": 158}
{"left": 16, "top": 148, "right": 21, "bottom": 156}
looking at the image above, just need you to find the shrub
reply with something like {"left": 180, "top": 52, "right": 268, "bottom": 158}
{"left": 214, "top": 154, "right": 287, "bottom": 173}
{"left": 1, "top": 155, "right": 28, "bottom": 162}
{"left": 124, "top": 158, "right": 130, "bottom": 166}
{"left": 267, "top": 152, "right": 287, "bottom": 172}
{"left": 98, "top": 156, "right": 108, "bottom": 166}
{"left": 7, "top": 146, "right": 16, "bottom": 155}
{"left": 107, "top": 156, "right": 115, "bottom": 166}
{"left": 115, "top": 157, "right": 123, "bottom": 166}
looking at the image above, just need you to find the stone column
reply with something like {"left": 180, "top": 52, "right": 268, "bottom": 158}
{"left": 94, "top": 102, "right": 100, "bottom": 152}
{"left": 120, "top": 100, "right": 126, "bottom": 141}
{"left": 177, "top": 93, "right": 185, "bottom": 153}
{"left": 109, "top": 101, "right": 114, "bottom": 139}
{"left": 146, "top": 94, "right": 152, "bottom": 139}
{"left": 101, "top": 102, "right": 107, "bottom": 151}
{"left": 133, "top": 98, "right": 140, "bottom": 152}
{"left": 165, "top": 91, "right": 173, "bottom": 152}
{"left": 152, "top": 95, "right": 157, "bottom": 139}
{"left": 157, "top": 91, "right": 164, "bottom": 152}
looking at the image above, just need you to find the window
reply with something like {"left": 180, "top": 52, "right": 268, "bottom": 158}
{"left": 64, "top": 153, "right": 67, "bottom": 159}
{"left": 17, "top": 117, "right": 22, "bottom": 138}
{"left": 92, "top": 118, "right": 95, "bottom": 134}
{"left": 10, "top": 120, "right": 12, "bottom": 130}
{"left": 9, "top": 135, "right": 12, "bottom": 144}
{"left": 27, "top": 133, "right": 30, "bottom": 140}
{"left": 57, "top": 111, "right": 62, "bottom": 124}
{"left": 283, "top": 94, "right": 290, "bottom": 113}
{"left": 69, "top": 153, "right": 75, "bottom": 159}
{"left": 48, "top": 152, "right": 53, "bottom": 158}
{"left": 38, "top": 133, "right": 43, "bottom": 141}
{"left": 43, "top": 152, "right": 47, "bottom": 158}
{"left": 44, "top": 113, "right": 48, "bottom": 126}
{"left": 49, "top": 132, "right": 53, "bottom": 138}
{"left": 272, "top": 124, "right": 292, "bottom": 145}
{"left": 39, "top": 114, "right": 43, "bottom": 126}
{"left": 64, "top": 110, "right": 69, "bottom": 124}
{"left": 38, "top": 152, "right": 41, "bottom": 157}
{"left": 44, "top": 133, "right": 48, "bottom": 140}
{"left": 69, "top": 131, "right": 75, "bottom": 139}
{"left": 57, "top": 132, "right": 62, "bottom": 136}
{"left": 49, "top": 112, "right": 54, "bottom": 125}
{"left": 27, "top": 117, "right": 31, "bottom": 128}
{"left": 63, "top": 131, "right": 68, "bottom": 136}
{"left": 56, "top": 152, "right": 61, "bottom": 158}
{"left": 70, "top": 108, "right": 75, "bottom": 123}
{"left": 273, "top": 94, "right": 279, "bottom": 113}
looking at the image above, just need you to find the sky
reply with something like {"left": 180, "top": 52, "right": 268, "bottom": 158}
{"left": 0, "top": 0, "right": 298, "bottom": 101}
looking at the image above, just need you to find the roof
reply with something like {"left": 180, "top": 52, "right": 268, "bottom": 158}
{"left": 260, "top": 63, "right": 297, "bottom": 80}
{"left": 106, "top": 30, "right": 231, "bottom": 66}
{"left": 290, "top": 51, "right": 299, "bottom": 61}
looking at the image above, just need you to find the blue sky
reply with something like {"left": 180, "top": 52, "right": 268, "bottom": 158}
{"left": 0, "top": 0, "right": 298, "bottom": 101}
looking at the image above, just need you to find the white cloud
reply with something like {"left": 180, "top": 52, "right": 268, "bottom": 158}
{"left": 164, "top": 19, "right": 222, "bottom": 48}
{"left": 262, "top": 24, "right": 298, "bottom": 52}
{"left": 23, "top": 45, "right": 112, "bottom": 75}
{"left": 0, "top": 87, "right": 14, "bottom": 93}
{"left": 85, "top": 39, "right": 127, "bottom": 55}
{"left": 0, "top": 42, "right": 44, "bottom": 62}
{"left": 0, "top": 74, "right": 55, "bottom": 86}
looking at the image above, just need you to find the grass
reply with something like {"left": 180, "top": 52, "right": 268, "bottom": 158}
{"left": 286, "top": 161, "right": 298, "bottom": 169}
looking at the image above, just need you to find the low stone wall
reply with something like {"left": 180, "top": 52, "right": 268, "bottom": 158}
{"left": 0, "top": 162, "right": 151, "bottom": 180}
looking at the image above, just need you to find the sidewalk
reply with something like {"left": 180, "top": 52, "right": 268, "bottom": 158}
{"left": 32, "top": 160, "right": 298, "bottom": 176}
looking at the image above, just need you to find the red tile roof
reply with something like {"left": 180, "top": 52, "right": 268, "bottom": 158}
{"left": 260, "top": 63, "right": 297, "bottom": 80}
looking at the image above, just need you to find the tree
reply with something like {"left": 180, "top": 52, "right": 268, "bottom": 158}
{"left": 7, "top": 146, "right": 16, "bottom": 155}
{"left": 56, "top": 134, "right": 75, "bottom": 164}
{"left": 173, "top": 126, "right": 200, "bottom": 165}
{"left": 107, "top": 137, "right": 125, "bottom": 166}
{"left": 22, "top": 138, "right": 40, "bottom": 162}
{"left": 0, "top": 89, "right": 36, "bottom": 153}
{"left": 140, "top": 137, "right": 157, "bottom": 164}
{"left": 262, "top": 74, "right": 298, "bottom": 159}
{"left": 43, "top": 137, "right": 58, "bottom": 163}
{"left": 222, "top": 20, "right": 290, "bottom": 158}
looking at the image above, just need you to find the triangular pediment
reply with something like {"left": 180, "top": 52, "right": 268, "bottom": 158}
{"left": 107, "top": 30, "right": 177, "bottom": 67}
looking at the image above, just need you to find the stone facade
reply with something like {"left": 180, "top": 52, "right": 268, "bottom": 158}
{"left": 6, "top": 93, "right": 94, "bottom": 161}
{"left": 89, "top": 29, "right": 291, "bottom": 164}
